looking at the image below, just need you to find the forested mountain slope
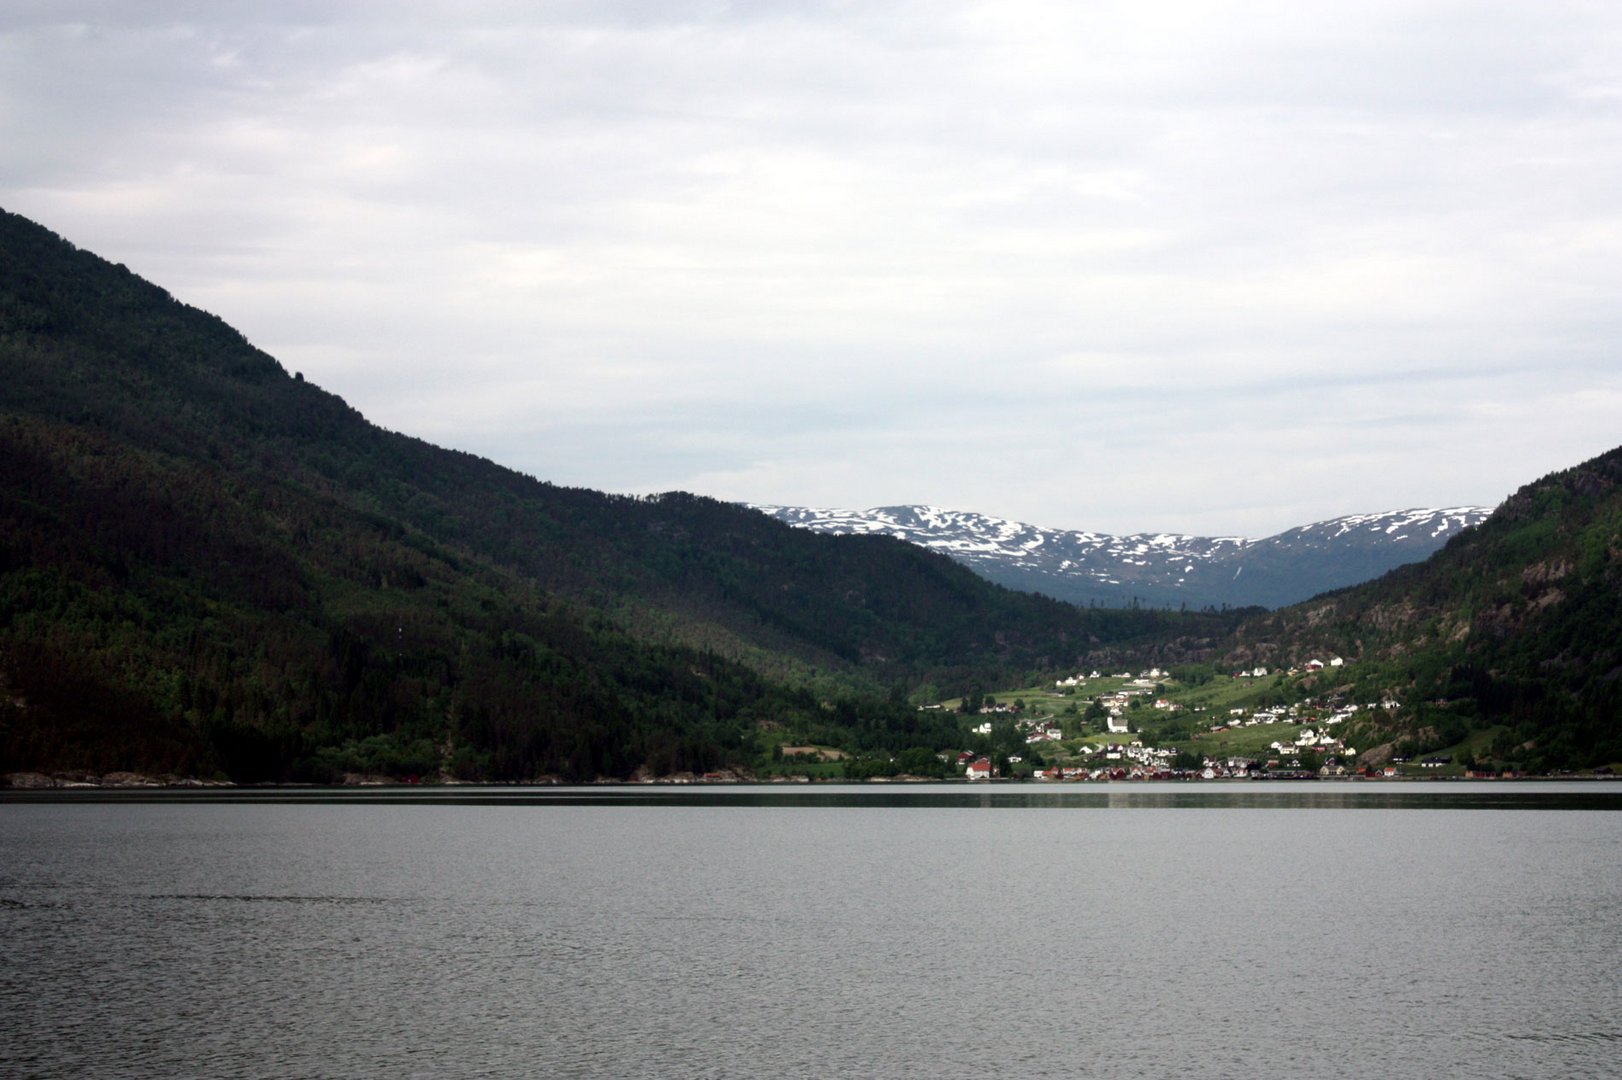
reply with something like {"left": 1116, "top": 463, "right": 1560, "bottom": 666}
{"left": 1225, "top": 446, "right": 1622, "bottom": 771}
{"left": 0, "top": 209, "right": 1232, "bottom": 782}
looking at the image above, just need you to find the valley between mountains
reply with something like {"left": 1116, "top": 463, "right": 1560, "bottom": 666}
{"left": 753, "top": 504, "right": 1492, "bottom": 610}
{"left": 2, "top": 207, "right": 1619, "bottom": 785}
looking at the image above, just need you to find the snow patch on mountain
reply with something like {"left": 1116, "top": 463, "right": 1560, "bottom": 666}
{"left": 750, "top": 504, "right": 1494, "bottom": 609}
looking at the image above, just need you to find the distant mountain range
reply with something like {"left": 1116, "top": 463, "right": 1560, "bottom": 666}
{"left": 751, "top": 505, "right": 1493, "bottom": 609}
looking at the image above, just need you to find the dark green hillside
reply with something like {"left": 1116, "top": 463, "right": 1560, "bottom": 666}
{"left": 0, "top": 407, "right": 827, "bottom": 781}
{"left": 0, "top": 209, "right": 1231, "bottom": 781}
{"left": 1225, "top": 447, "right": 1622, "bottom": 771}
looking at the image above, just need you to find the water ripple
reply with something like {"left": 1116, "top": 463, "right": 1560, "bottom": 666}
{"left": 144, "top": 893, "right": 394, "bottom": 905}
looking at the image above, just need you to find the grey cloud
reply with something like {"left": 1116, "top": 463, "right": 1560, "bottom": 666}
{"left": 4, "top": 1, "right": 1622, "bottom": 536}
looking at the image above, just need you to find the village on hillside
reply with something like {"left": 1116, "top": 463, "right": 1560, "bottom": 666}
{"left": 920, "top": 660, "right": 1484, "bottom": 783}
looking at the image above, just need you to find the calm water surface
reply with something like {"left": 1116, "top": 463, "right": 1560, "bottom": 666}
{"left": 3, "top": 783, "right": 1619, "bottom": 1079}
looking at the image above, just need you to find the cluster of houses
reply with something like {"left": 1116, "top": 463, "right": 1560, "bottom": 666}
{"left": 1211, "top": 701, "right": 1368, "bottom": 732}
{"left": 1093, "top": 671, "right": 1174, "bottom": 733}
{"left": 1054, "top": 668, "right": 1165, "bottom": 690}
{"left": 1204, "top": 700, "right": 1374, "bottom": 766}
{"left": 961, "top": 741, "right": 1178, "bottom": 782}
{"left": 1028, "top": 750, "right": 1365, "bottom": 782}
{"left": 1268, "top": 726, "right": 1355, "bottom": 757}
{"left": 1027, "top": 740, "right": 1193, "bottom": 781}
{"left": 1234, "top": 657, "right": 1345, "bottom": 678}
{"left": 940, "top": 658, "right": 1458, "bottom": 782}
{"left": 957, "top": 751, "right": 1421, "bottom": 782}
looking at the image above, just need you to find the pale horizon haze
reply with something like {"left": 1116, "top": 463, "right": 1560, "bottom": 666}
{"left": 4, "top": 1, "right": 1621, "bottom": 536}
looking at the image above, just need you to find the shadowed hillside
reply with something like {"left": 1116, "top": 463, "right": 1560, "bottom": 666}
{"left": 0, "top": 209, "right": 1235, "bottom": 781}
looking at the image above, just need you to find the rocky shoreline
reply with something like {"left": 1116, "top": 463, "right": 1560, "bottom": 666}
{"left": 2, "top": 771, "right": 237, "bottom": 789}
{"left": 0, "top": 768, "right": 767, "bottom": 789}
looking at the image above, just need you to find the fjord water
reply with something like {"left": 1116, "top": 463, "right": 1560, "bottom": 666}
{"left": 3, "top": 784, "right": 1619, "bottom": 1079}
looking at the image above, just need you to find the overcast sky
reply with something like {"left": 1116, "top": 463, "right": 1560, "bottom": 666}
{"left": 5, "top": 1, "right": 1621, "bottom": 536}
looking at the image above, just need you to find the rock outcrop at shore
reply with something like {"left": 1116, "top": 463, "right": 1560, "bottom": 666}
{"left": 1, "top": 771, "right": 232, "bottom": 789}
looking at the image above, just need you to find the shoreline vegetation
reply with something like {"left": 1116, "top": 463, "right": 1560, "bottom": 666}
{"left": 6, "top": 769, "right": 1617, "bottom": 790}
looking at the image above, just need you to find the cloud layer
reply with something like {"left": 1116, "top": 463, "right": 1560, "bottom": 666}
{"left": 6, "top": 1, "right": 1622, "bottom": 534}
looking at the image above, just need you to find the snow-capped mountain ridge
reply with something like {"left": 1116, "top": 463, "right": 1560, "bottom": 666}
{"left": 751, "top": 504, "right": 1493, "bottom": 609}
